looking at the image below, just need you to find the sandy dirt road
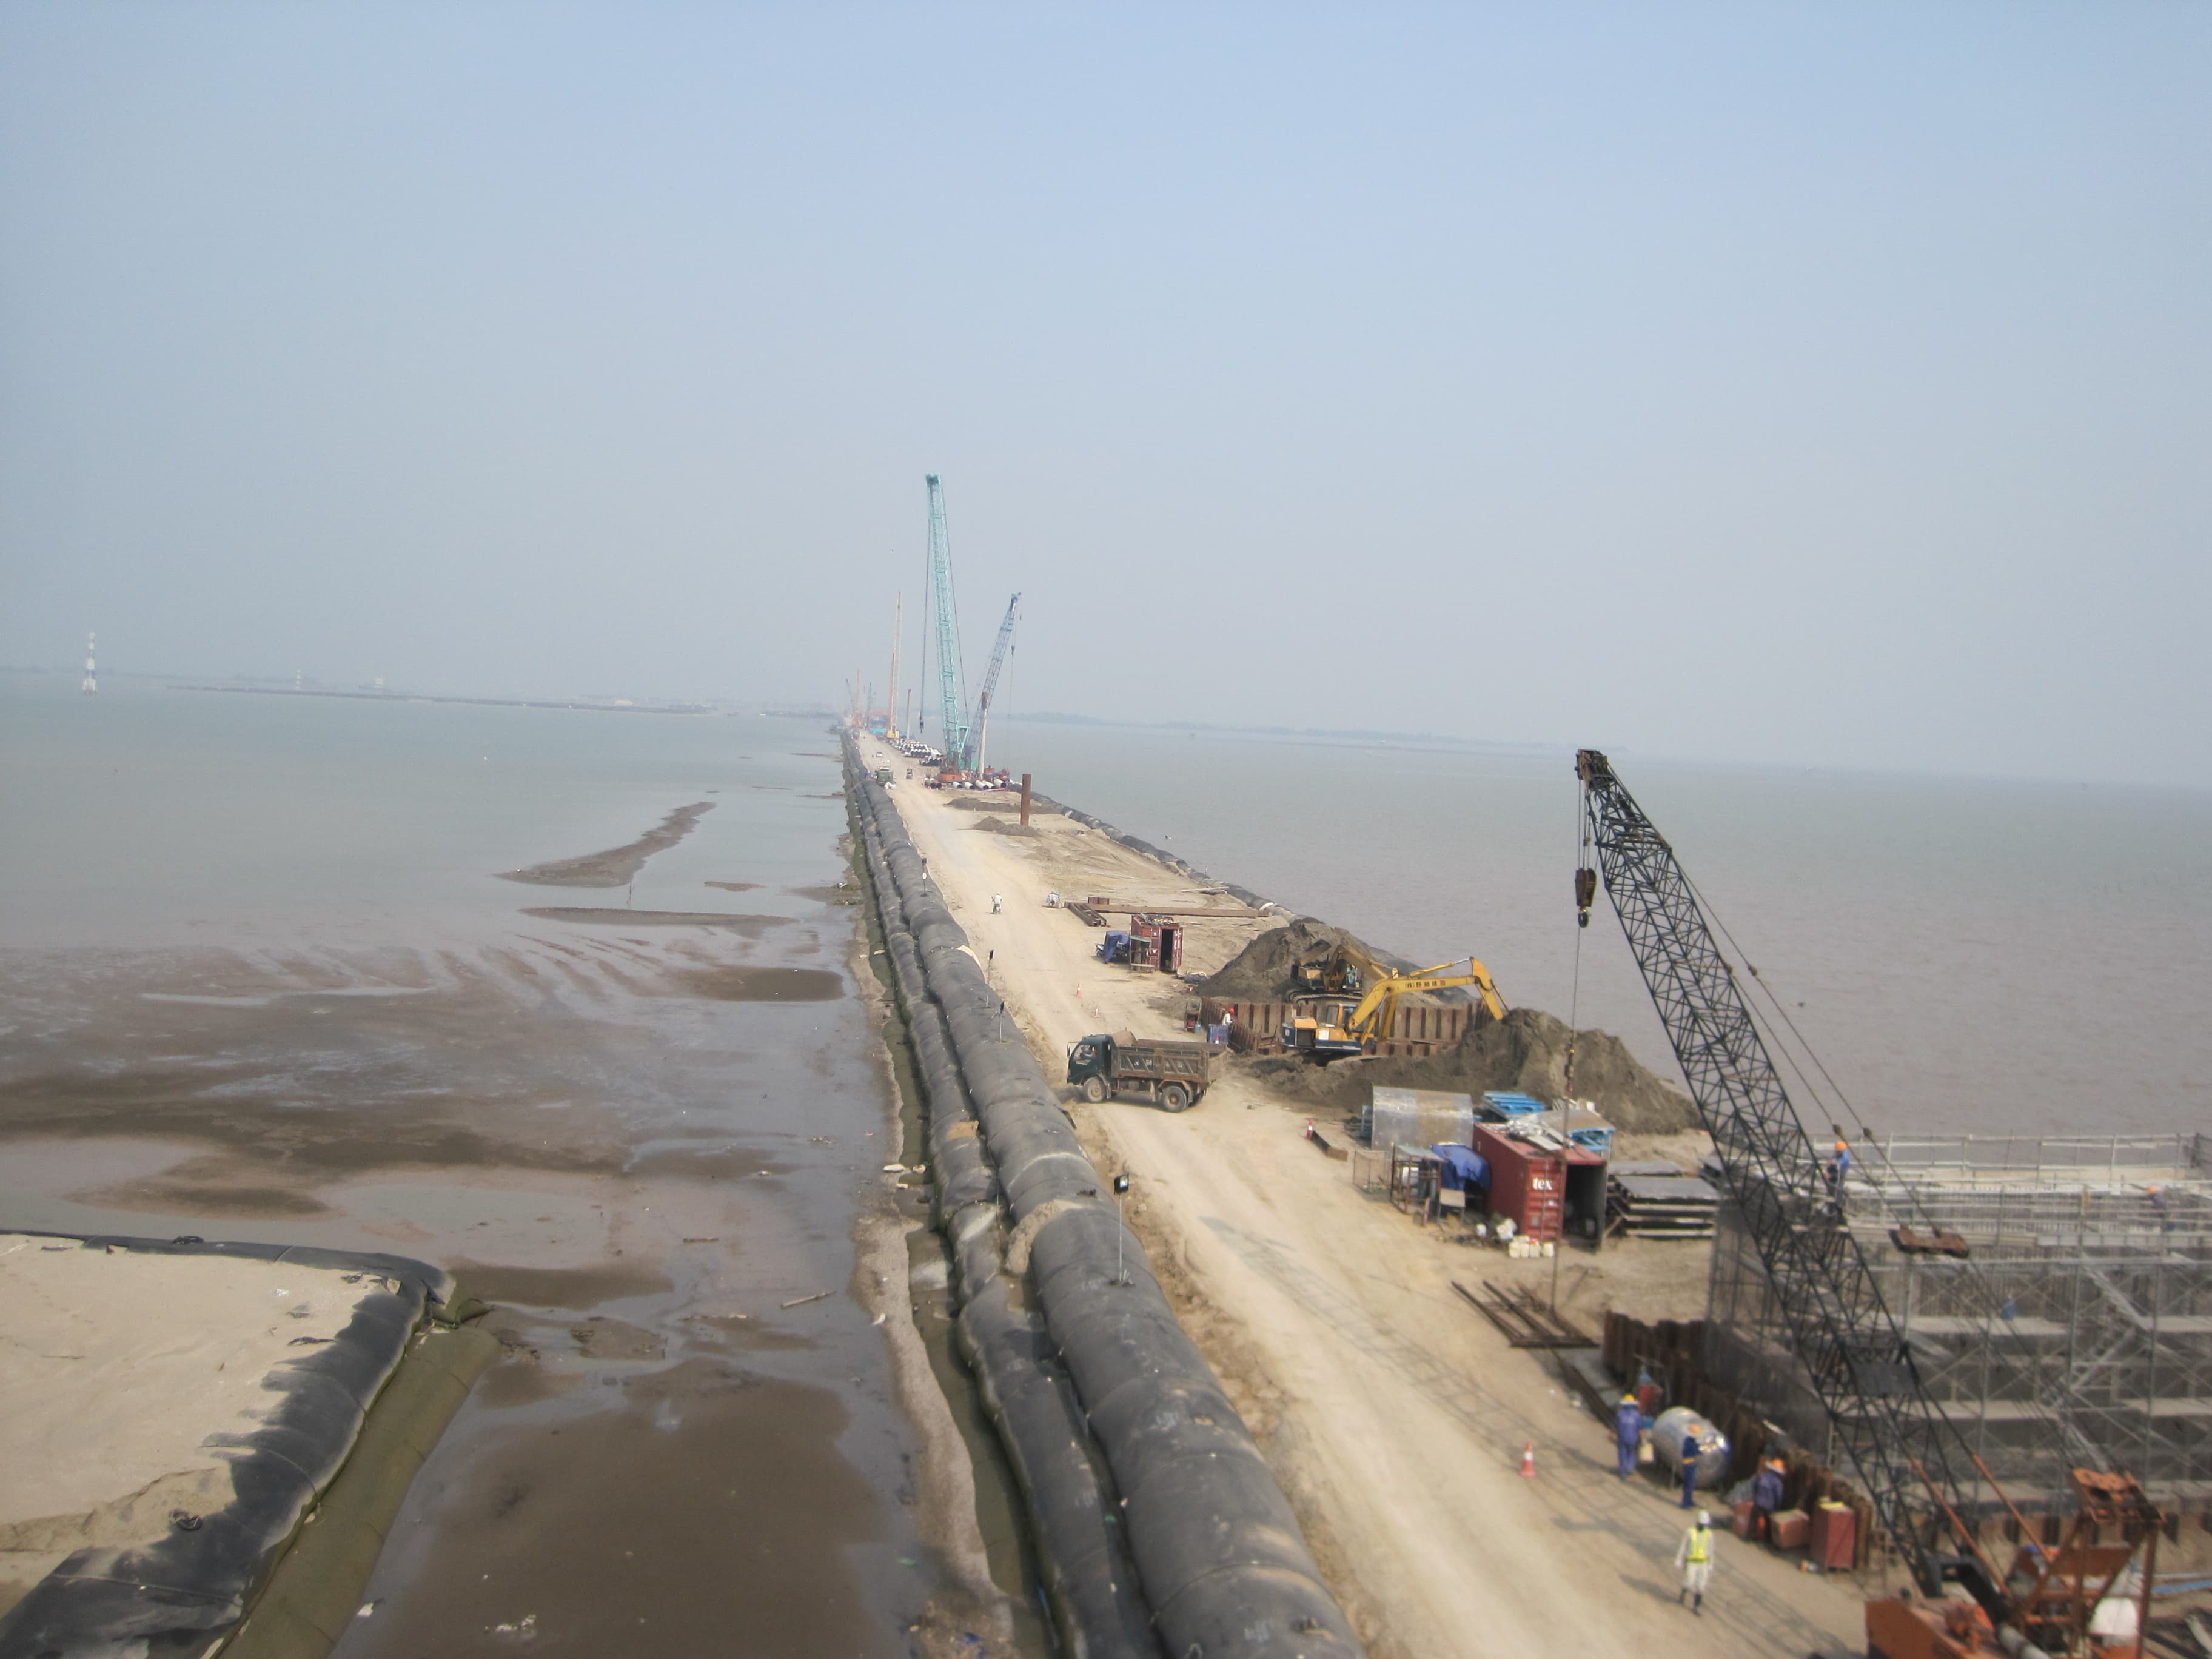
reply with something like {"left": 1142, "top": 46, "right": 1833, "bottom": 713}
{"left": 860, "top": 741, "right": 1869, "bottom": 1659}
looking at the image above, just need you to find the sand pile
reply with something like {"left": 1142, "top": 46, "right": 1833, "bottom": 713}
{"left": 1250, "top": 1005, "right": 1697, "bottom": 1133}
{"left": 1199, "top": 919, "right": 1453, "bottom": 1001}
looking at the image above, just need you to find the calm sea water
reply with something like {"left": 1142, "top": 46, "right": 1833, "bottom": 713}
{"left": 991, "top": 718, "right": 2212, "bottom": 1140}
{"left": 0, "top": 676, "right": 844, "bottom": 950}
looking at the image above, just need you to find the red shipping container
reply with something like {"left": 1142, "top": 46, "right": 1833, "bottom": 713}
{"left": 1809, "top": 1503, "right": 1857, "bottom": 1570}
{"left": 1470, "top": 1125, "right": 1564, "bottom": 1242}
{"left": 1770, "top": 1509, "right": 1810, "bottom": 1551}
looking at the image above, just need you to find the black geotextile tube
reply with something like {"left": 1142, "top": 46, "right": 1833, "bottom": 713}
{"left": 847, "top": 756, "right": 1364, "bottom": 1659}
{"left": 849, "top": 770, "right": 1158, "bottom": 1659}
{"left": 0, "top": 1237, "right": 453, "bottom": 1659}
{"left": 859, "top": 818, "right": 1001, "bottom": 1222}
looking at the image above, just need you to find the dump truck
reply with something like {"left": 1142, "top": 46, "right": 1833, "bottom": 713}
{"left": 1066, "top": 1031, "right": 1215, "bottom": 1112}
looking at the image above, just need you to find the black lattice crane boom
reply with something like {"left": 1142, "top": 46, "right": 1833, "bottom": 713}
{"left": 1574, "top": 748, "right": 1979, "bottom": 1592}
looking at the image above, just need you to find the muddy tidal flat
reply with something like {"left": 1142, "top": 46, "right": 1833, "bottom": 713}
{"left": 0, "top": 683, "right": 1014, "bottom": 1654}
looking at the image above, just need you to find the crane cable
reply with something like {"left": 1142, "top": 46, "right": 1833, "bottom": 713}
{"left": 1564, "top": 776, "right": 1589, "bottom": 1094}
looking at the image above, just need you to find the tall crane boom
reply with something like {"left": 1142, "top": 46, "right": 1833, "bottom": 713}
{"left": 1574, "top": 748, "right": 1975, "bottom": 1592}
{"left": 885, "top": 592, "right": 903, "bottom": 741}
{"left": 967, "top": 592, "right": 1020, "bottom": 773}
{"left": 923, "top": 475, "right": 969, "bottom": 764}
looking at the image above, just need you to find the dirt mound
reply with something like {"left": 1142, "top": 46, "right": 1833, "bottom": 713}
{"left": 946, "top": 794, "right": 1053, "bottom": 815}
{"left": 1248, "top": 1005, "right": 1697, "bottom": 1133}
{"left": 1199, "top": 919, "right": 1443, "bottom": 1001}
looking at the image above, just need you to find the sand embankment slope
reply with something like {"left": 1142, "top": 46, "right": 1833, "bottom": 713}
{"left": 853, "top": 740, "right": 1865, "bottom": 1659}
{"left": 0, "top": 1235, "right": 483, "bottom": 1648}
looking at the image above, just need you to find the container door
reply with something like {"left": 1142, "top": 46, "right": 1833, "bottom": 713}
{"left": 1526, "top": 1159, "right": 1564, "bottom": 1241}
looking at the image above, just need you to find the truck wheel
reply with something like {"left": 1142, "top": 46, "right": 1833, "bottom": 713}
{"left": 1082, "top": 1076, "right": 1108, "bottom": 1104}
{"left": 1159, "top": 1083, "right": 1193, "bottom": 1113}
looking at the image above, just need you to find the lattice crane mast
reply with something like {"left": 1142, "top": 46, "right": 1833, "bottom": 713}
{"left": 920, "top": 474, "right": 969, "bottom": 766}
{"left": 1573, "top": 748, "right": 1977, "bottom": 1594}
{"left": 966, "top": 592, "right": 1020, "bottom": 774}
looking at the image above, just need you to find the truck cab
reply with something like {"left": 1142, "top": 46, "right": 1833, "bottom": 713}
{"left": 1068, "top": 1034, "right": 1111, "bottom": 1092}
{"left": 1282, "top": 996, "right": 1367, "bottom": 1062}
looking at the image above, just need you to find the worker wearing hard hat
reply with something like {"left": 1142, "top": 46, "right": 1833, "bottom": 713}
{"left": 1751, "top": 1459, "right": 1786, "bottom": 1544}
{"left": 1614, "top": 1394, "right": 1647, "bottom": 1480}
{"left": 1678, "top": 1427, "right": 1706, "bottom": 1509}
{"left": 1675, "top": 1512, "right": 1716, "bottom": 1614}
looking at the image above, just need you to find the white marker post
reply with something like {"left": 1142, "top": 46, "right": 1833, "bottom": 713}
{"left": 1113, "top": 1173, "right": 1131, "bottom": 1285}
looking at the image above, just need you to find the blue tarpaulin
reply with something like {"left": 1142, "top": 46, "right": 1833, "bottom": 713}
{"left": 1481, "top": 1090, "right": 1547, "bottom": 1121}
{"left": 1431, "top": 1143, "right": 1490, "bottom": 1196}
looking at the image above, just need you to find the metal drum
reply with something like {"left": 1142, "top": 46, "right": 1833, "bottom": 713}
{"left": 1651, "top": 1406, "right": 1731, "bottom": 1486}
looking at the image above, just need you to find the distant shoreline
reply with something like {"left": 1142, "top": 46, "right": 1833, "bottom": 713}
{"left": 171, "top": 683, "right": 714, "bottom": 715}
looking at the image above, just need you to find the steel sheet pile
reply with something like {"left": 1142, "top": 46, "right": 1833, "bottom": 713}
{"left": 846, "top": 743, "right": 1361, "bottom": 1659}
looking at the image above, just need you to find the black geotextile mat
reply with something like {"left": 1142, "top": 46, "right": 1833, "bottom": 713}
{"left": 0, "top": 1235, "right": 461, "bottom": 1659}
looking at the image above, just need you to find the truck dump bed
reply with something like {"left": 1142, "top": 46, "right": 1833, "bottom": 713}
{"left": 1108, "top": 1031, "right": 1215, "bottom": 1080}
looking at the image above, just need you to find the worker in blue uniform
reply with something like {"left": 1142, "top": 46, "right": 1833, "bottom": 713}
{"left": 1679, "top": 1429, "right": 1703, "bottom": 1509}
{"left": 1751, "top": 1460, "right": 1786, "bottom": 1543}
{"left": 1615, "top": 1395, "right": 1646, "bottom": 1480}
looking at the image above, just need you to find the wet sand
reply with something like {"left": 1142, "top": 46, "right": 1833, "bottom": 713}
{"left": 347, "top": 1361, "right": 888, "bottom": 1659}
{"left": 498, "top": 802, "right": 715, "bottom": 888}
{"left": 670, "top": 965, "right": 845, "bottom": 1000}
{"left": 518, "top": 905, "right": 795, "bottom": 931}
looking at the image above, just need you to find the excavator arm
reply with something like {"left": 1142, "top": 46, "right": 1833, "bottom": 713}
{"left": 1345, "top": 956, "right": 1507, "bottom": 1044}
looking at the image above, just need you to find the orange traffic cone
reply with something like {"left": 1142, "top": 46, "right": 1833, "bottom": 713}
{"left": 1520, "top": 1441, "right": 1537, "bottom": 1478}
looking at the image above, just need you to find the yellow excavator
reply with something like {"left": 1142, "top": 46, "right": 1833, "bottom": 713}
{"left": 1287, "top": 943, "right": 1364, "bottom": 996}
{"left": 1284, "top": 941, "right": 1506, "bottom": 1059}
{"left": 1346, "top": 954, "right": 1506, "bottom": 1048}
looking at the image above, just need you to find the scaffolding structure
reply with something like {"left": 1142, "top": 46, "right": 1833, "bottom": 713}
{"left": 1705, "top": 1133, "right": 2212, "bottom": 1511}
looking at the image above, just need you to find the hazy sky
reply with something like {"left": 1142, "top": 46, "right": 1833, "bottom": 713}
{"left": 4, "top": 4, "right": 2205, "bottom": 784}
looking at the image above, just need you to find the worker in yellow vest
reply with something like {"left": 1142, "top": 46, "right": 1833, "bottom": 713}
{"left": 1675, "top": 1510, "right": 1715, "bottom": 1614}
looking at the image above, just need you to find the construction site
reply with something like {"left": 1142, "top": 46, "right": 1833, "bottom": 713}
{"left": 1706, "top": 1133, "right": 2212, "bottom": 1508}
{"left": 850, "top": 477, "right": 2212, "bottom": 1659}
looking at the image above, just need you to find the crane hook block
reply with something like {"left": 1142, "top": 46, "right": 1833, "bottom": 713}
{"left": 1574, "top": 866, "right": 1597, "bottom": 927}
